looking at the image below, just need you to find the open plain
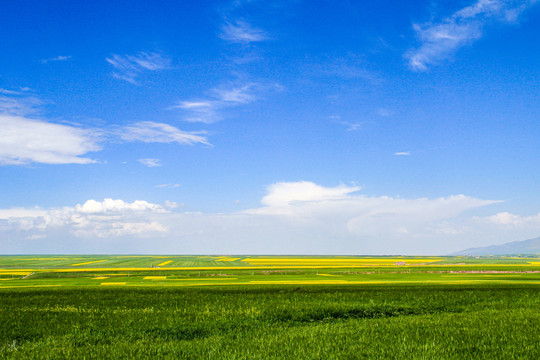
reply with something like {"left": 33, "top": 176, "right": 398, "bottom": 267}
{"left": 1, "top": 255, "right": 539, "bottom": 359}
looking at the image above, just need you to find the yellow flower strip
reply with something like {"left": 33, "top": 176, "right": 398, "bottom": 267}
{"left": 100, "top": 282, "right": 126, "bottom": 285}
{"left": 156, "top": 260, "right": 173, "bottom": 266}
{"left": 70, "top": 260, "right": 108, "bottom": 266}
{"left": 241, "top": 258, "right": 443, "bottom": 265}
{"left": 39, "top": 263, "right": 539, "bottom": 272}
{"left": 0, "top": 271, "right": 33, "bottom": 276}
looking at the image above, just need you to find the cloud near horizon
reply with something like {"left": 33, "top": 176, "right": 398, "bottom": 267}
{"left": 4, "top": 181, "right": 537, "bottom": 255}
{"left": 0, "top": 199, "right": 172, "bottom": 240}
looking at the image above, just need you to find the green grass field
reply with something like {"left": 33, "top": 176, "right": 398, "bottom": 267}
{"left": 1, "top": 255, "right": 539, "bottom": 359}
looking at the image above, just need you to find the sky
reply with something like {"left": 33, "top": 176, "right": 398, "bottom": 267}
{"left": 0, "top": 0, "right": 539, "bottom": 255}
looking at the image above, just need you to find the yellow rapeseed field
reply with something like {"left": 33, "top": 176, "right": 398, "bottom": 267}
{"left": 249, "top": 280, "right": 350, "bottom": 285}
{"left": 143, "top": 276, "right": 167, "bottom": 280}
{"left": 241, "top": 257, "right": 443, "bottom": 266}
{"left": 19, "top": 258, "right": 71, "bottom": 261}
{"left": 156, "top": 260, "right": 173, "bottom": 266}
{"left": 100, "top": 282, "right": 126, "bottom": 285}
{"left": 170, "top": 278, "right": 238, "bottom": 281}
{"left": 70, "top": 260, "right": 107, "bottom": 266}
{"left": 0, "top": 270, "right": 33, "bottom": 276}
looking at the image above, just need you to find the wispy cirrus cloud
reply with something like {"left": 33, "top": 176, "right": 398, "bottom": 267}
{"left": 0, "top": 88, "right": 42, "bottom": 117}
{"left": 106, "top": 52, "right": 171, "bottom": 84}
{"left": 406, "top": 0, "right": 539, "bottom": 71}
{"left": 155, "top": 183, "right": 181, "bottom": 189}
{"left": 138, "top": 158, "right": 162, "bottom": 167}
{"left": 170, "top": 83, "right": 260, "bottom": 123}
{"left": 220, "top": 20, "right": 268, "bottom": 43}
{"left": 119, "top": 121, "right": 210, "bottom": 146}
{"left": 40, "top": 55, "right": 72, "bottom": 64}
{"left": 329, "top": 115, "right": 362, "bottom": 131}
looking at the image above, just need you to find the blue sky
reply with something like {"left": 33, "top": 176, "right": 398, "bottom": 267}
{"left": 1, "top": 0, "right": 539, "bottom": 254}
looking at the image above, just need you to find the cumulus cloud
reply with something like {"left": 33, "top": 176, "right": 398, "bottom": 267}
{"left": 7, "top": 182, "right": 540, "bottom": 255}
{"left": 74, "top": 199, "right": 168, "bottom": 214}
{"left": 478, "top": 211, "right": 540, "bottom": 227}
{"left": 406, "top": 0, "right": 539, "bottom": 70}
{"left": 106, "top": 52, "right": 171, "bottom": 84}
{"left": 119, "top": 121, "right": 210, "bottom": 145}
{"left": 258, "top": 181, "right": 361, "bottom": 208}
{"left": 220, "top": 20, "right": 268, "bottom": 43}
{"left": 0, "top": 114, "right": 101, "bottom": 165}
{"left": 0, "top": 199, "right": 170, "bottom": 239}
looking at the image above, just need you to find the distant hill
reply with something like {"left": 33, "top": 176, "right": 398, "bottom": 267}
{"left": 451, "top": 237, "right": 540, "bottom": 256}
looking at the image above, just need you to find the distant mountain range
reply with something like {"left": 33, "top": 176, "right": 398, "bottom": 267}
{"left": 451, "top": 237, "right": 540, "bottom": 256}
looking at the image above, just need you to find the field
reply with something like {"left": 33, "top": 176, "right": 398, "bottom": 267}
{"left": 1, "top": 255, "right": 539, "bottom": 359}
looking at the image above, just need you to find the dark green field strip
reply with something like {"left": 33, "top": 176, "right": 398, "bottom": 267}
{"left": 1, "top": 285, "right": 538, "bottom": 359}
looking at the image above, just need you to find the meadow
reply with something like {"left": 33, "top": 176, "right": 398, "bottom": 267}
{"left": 0, "top": 255, "right": 539, "bottom": 359}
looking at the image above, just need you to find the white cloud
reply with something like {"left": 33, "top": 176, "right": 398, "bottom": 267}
{"left": 171, "top": 83, "right": 261, "bottom": 123}
{"left": 171, "top": 101, "right": 221, "bottom": 124}
{"left": 0, "top": 114, "right": 101, "bottom": 165}
{"left": 138, "top": 158, "right": 162, "bottom": 167}
{"left": 0, "top": 199, "right": 169, "bottom": 239}
{"left": 106, "top": 52, "right": 171, "bottom": 84}
{"left": 40, "top": 55, "right": 72, "bottom": 64}
{"left": 330, "top": 116, "right": 363, "bottom": 131}
{"left": 406, "top": 0, "right": 539, "bottom": 71}
{"left": 155, "top": 183, "right": 181, "bottom": 189}
{"left": 0, "top": 88, "right": 23, "bottom": 95}
{"left": 478, "top": 211, "right": 540, "bottom": 227}
{"left": 8, "top": 182, "right": 540, "bottom": 255}
{"left": 258, "top": 181, "right": 361, "bottom": 208}
{"left": 0, "top": 91, "right": 42, "bottom": 117}
{"left": 220, "top": 20, "right": 268, "bottom": 43}
{"left": 119, "top": 121, "right": 210, "bottom": 146}
{"left": 0, "top": 90, "right": 209, "bottom": 167}
{"left": 394, "top": 151, "right": 411, "bottom": 156}
{"left": 75, "top": 199, "right": 168, "bottom": 214}
{"left": 212, "top": 84, "right": 255, "bottom": 104}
